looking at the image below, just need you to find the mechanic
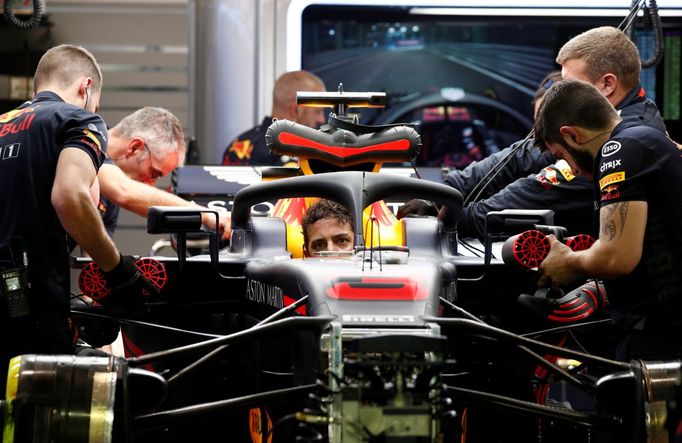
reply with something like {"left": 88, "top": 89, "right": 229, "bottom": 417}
{"left": 0, "top": 45, "right": 156, "bottom": 385}
{"left": 301, "top": 199, "right": 354, "bottom": 257}
{"left": 401, "top": 27, "right": 666, "bottom": 240}
{"left": 222, "top": 70, "right": 326, "bottom": 166}
{"left": 534, "top": 79, "right": 682, "bottom": 360}
{"left": 97, "top": 107, "right": 228, "bottom": 238}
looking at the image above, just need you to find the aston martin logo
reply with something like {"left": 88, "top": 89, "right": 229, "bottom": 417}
{"left": 203, "top": 166, "right": 263, "bottom": 185}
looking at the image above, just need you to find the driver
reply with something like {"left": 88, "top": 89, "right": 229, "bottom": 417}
{"left": 534, "top": 79, "right": 682, "bottom": 361}
{"left": 301, "top": 199, "right": 354, "bottom": 257}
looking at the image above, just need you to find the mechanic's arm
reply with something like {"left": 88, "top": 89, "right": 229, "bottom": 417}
{"left": 98, "top": 163, "right": 230, "bottom": 238}
{"left": 444, "top": 138, "right": 553, "bottom": 198}
{"left": 52, "top": 148, "right": 120, "bottom": 271}
{"left": 539, "top": 200, "right": 647, "bottom": 285}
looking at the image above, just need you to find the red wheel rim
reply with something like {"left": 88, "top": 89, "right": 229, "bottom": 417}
{"left": 135, "top": 258, "right": 167, "bottom": 295}
{"left": 78, "top": 262, "right": 110, "bottom": 301}
{"left": 512, "top": 230, "right": 550, "bottom": 269}
{"left": 566, "top": 234, "right": 595, "bottom": 252}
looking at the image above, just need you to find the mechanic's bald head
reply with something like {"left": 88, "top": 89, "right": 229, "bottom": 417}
{"left": 272, "top": 70, "right": 326, "bottom": 128}
{"left": 302, "top": 199, "right": 354, "bottom": 257}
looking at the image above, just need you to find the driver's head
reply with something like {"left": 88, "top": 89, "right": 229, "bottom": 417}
{"left": 272, "top": 70, "right": 326, "bottom": 129}
{"left": 302, "top": 199, "right": 354, "bottom": 257}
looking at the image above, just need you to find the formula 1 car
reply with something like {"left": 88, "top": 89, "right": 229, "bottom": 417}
{"left": 2, "top": 89, "right": 681, "bottom": 443}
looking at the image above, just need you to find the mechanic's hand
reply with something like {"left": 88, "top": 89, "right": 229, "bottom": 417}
{"left": 537, "top": 235, "right": 581, "bottom": 288}
{"left": 102, "top": 254, "right": 159, "bottom": 308}
{"left": 202, "top": 210, "right": 231, "bottom": 240}
{"left": 397, "top": 199, "right": 439, "bottom": 219}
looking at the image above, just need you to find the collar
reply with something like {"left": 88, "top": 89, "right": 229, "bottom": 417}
{"left": 31, "top": 91, "right": 65, "bottom": 104}
{"left": 615, "top": 83, "right": 645, "bottom": 111}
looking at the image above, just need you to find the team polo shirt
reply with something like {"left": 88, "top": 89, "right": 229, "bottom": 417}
{"left": 0, "top": 91, "right": 107, "bottom": 313}
{"left": 595, "top": 119, "right": 682, "bottom": 325}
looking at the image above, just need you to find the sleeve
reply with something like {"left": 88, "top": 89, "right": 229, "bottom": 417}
{"left": 458, "top": 163, "right": 595, "bottom": 240}
{"left": 57, "top": 109, "right": 108, "bottom": 171}
{"left": 443, "top": 137, "right": 554, "bottom": 199}
{"left": 596, "top": 138, "right": 650, "bottom": 208}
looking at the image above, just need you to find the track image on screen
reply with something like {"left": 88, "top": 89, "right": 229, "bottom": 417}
{"left": 301, "top": 5, "right": 682, "bottom": 167}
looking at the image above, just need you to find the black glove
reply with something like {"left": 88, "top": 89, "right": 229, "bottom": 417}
{"left": 397, "top": 199, "right": 439, "bottom": 219}
{"left": 102, "top": 254, "right": 159, "bottom": 308}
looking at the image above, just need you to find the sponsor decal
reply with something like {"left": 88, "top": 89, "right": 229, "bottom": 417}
{"left": 555, "top": 159, "right": 575, "bottom": 181}
{"left": 600, "top": 184, "right": 621, "bottom": 202}
{"left": 249, "top": 408, "right": 272, "bottom": 443}
{"left": 228, "top": 140, "right": 253, "bottom": 160}
{"left": 599, "top": 171, "right": 625, "bottom": 190}
{"left": 82, "top": 128, "right": 102, "bottom": 150}
{"left": 535, "top": 174, "right": 552, "bottom": 190}
{"left": 599, "top": 159, "right": 622, "bottom": 173}
{"left": 341, "top": 314, "right": 416, "bottom": 323}
{"left": 245, "top": 279, "right": 284, "bottom": 309}
{"left": 601, "top": 141, "right": 621, "bottom": 157}
{"left": 0, "top": 113, "right": 36, "bottom": 138}
{"left": 0, "top": 107, "right": 35, "bottom": 124}
{"left": 1, "top": 143, "right": 21, "bottom": 160}
{"left": 88, "top": 123, "right": 107, "bottom": 141}
{"left": 544, "top": 168, "right": 560, "bottom": 186}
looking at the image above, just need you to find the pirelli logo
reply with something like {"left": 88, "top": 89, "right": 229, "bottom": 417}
{"left": 599, "top": 171, "right": 625, "bottom": 190}
{"left": 342, "top": 314, "right": 416, "bottom": 323}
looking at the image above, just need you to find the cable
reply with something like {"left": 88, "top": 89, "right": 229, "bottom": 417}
{"left": 457, "top": 239, "right": 483, "bottom": 257}
{"left": 622, "top": 0, "right": 664, "bottom": 68}
{"left": 409, "top": 157, "right": 423, "bottom": 179}
{"left": 618, "top": 0, "right": 646, "bottom": 30}
{"left": 458, "top": 238, "right": 485, "bottom": 256}
{"left": 463, "top": 130, "right": 535, "bottom": 207}
{"left": 166, "top": 296, "right": 309, "bottom": 384}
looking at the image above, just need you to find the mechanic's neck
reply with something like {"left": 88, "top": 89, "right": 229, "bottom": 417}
{"left": 606, "top": 85, "right": 629, "bottom": 109}
{"left": 585, "top": 118, "right": 621, "bottom": 158}
{"left": 35, "top": 82, "right": 82, "bottom": 108}
{"left": 106, "top": 126, "right": 127, "bottom": 160}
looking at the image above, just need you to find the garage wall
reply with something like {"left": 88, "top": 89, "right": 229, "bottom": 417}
{"left": 43, "top": 0, "right": 190, "bottom": 256}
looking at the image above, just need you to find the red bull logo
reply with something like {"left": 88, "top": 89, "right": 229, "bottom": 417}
{"left": 0, "top": 107, "right": 35, "bottom": 124}
{"left": 0, "top": 108, "right": 36, "bottom": 138}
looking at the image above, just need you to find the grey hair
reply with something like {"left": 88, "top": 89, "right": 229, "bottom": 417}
{"left": 115, "top": 107, "right": 186, "bottom": 166}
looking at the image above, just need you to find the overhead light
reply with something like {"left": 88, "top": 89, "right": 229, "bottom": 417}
{"left": 409, "top": 7, "right": 682, "bottom": 17}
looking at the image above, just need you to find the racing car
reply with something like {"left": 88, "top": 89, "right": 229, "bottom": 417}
{"left": 2, "top": 89, "right": 681, "bottom": 443}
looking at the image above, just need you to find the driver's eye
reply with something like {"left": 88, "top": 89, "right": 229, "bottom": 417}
{"left": 312, "top": 241, "right": 326, "bottom": 251}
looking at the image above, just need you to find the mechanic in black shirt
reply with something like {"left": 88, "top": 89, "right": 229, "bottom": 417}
{"left": 222, "top": 70, "right": 326, "bottom": 166}
{"left": 403, "top": 27, "right": 666, "bottom": 240}
{"left": 0, "top": 45, "right": 156, "bottom": 382}
{"left": 535, "top": 79, "right": 682, "bottom": 360}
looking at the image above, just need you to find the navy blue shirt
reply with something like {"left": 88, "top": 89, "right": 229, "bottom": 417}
{"left": 595, "top": 119, "right": 682, "bottom": 329}
{"left": 0, "top": 91, "right": 107, "bottom": 314}
{"left": 222, "top": 116, "right": 291, "bottom": 166}
{"left": 98, "top": 158, "right": 120, "bottom": 236}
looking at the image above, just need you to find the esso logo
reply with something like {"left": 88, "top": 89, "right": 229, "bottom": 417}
{"left": 602, "top": 141, "right": 621, "bottom": 157}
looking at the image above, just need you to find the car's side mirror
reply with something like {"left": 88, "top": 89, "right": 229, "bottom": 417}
{"left": 147, "top": 206, "right": 219, "bottom": 270}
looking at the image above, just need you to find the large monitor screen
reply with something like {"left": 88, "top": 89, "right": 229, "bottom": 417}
{"left": 300, "top": 5, "right": 681, "bottom": 167}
